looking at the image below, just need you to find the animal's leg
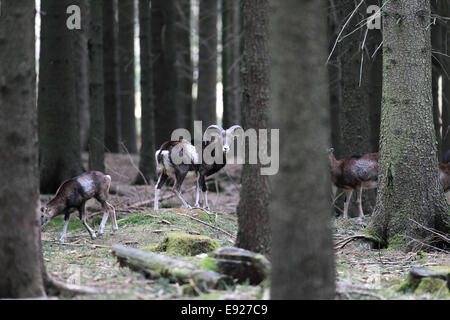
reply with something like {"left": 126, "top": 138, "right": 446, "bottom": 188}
{"left": 98, "top": 202, "right": 109, "bottom": 236}
{"left": 194, "top": 175, "right": 201, "bottom": 207}
{"left": 343, "top": 190, "right": 353, "bottom": 219}
{"left": 79, "top": 202, "right": 97, "bottom": 240}
{"left": 154, "top": 173, "right": 168, "bottom": 210}
{"left": 60, "top": 212, "right": 70, "bottom": 243}
{"left": 106, "top": 201, "right": 118, "bottom": 233}
{"left": 173, "top": 171, "right": 191, "bottom": 209}
{"left": 199, "top": 175, "right": 210, "bottom": 210}
{"left": 356, "top": 187, "right": 365, "bottom": 221}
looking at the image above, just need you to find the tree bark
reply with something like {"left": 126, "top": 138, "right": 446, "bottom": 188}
{"left": 38, "top": 0, "right": 83, "bottom": 194}
{"left": 222, "top": 0, "right": 241, "bottom": 128}
{"left": 0, "top": 0, "right": 46, "bottom": 298}
{"left": 153, "top": 0, "right": 180, "bottom": 146}
{"left": 235, "top": 0, "right": 271, "bottom": 255}
{"left": 175, "top": 0, "right": 194, "bottom": 132}
{"left": 74, "top": 0, "right": 90, "bottom": 152}
{"left": 369, "top": 0, "right": 450, "bottom": 248}
{"left": 270, "top": 0, "right": 335, "bottom": 299}
{"left": 135, "top": 0, "right": 157, "bottom": 184}
{"left": 88, "top": 0, "right": 105, "bottom": 172}
{"left": 196, "top": 0, "right": 218, "bottom": 127}
{"left": 431, "top": 0, "right": 443, "bottom": 159}
{"left": 119, "top": 0, "right": 137, "bottom": 154}
{"left": 103, "top": 0, "right": 122, "bottom": 153}
{"left": 333, "top": 1, "right": 382, "bottom": 217}
{"left": 436, "top": 0, "right": 450, "bottom": 159}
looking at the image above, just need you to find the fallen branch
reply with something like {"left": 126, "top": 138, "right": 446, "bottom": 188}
{"left": 111, "top": 245, "right": 232, "bottom": 290}
{"left": 177, "top": 213, "right": 235, "bottom": 240}
{"left": 408, "top": 218, "right": 450, "bottom": 244}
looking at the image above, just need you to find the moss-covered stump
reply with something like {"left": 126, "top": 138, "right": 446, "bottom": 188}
{"left": 208, "top": 247, "right": 271, "bottom": 285}
{"left": 154, "top": 232, "right": 220, "bottom": 256}
{"left": 112, "top": 245, "right": 232, "bottom": 291}
{"left": 396, "top": 266, "right": 450, "bottom": 296}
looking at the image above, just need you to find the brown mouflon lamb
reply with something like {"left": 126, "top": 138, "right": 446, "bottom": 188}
{"left": 40, "top": 171, "right": 117, "bottom": 243}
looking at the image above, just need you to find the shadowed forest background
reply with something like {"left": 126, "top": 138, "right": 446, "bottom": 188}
{"left": 0, "top": 0, "right": 449, "bottom": 301}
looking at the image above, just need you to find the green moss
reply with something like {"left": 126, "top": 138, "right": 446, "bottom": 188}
{"left": 387, "top": 233, "right": 406, "bottom": 249}
{"left": 395, "top": 278, "right": 419, "bottom": 293}
{"left": 197, "top": 257, "right": 219, "bottom": 273}
{"left": 428, "top": 266, "right": 450, "bottom": 274}
{"left": 154, "top": 232, "right": 220, "bottom": 256}
{"left": 140, "top": 245, "right": 157, "bottom": 252}
{"left": 415, "top": 278, "right": 449, "bottom": 295}
{"left": 364, "top": 226, "right": 384, "bottom": 245}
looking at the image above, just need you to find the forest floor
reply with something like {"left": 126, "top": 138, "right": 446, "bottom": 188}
{"left": 40, "top": 153, "right": 449, "bottom": 300}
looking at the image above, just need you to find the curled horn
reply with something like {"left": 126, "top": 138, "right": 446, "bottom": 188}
{"left": 205, "top": 125, "right": 225, "bottom": 133}
{"left": 226, "top": 125, "right": 243, "bottom": 135}
{"left": 204, "top": 125, "right": 224, "bottom": 140}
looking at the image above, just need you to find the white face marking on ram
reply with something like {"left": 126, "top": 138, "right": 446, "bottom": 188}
{"left": 77, "top": 175, "right": 95, "bottom": 193}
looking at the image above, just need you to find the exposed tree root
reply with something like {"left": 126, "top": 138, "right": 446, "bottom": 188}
{"left": 43, "top": 271, "right": 101, "bottom": 297}
{"left": 334, "top": 234, "right": 381, "bottom": 250}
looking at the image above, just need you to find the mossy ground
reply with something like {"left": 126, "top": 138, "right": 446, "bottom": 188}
{"left": 39, "top": 153, "right": 449, "bottom": 300}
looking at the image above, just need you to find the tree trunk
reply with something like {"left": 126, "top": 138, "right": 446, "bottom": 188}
{"left": 38, "top": 0, "right": 83, "bottom": 194}
{"left": 119, "top": 0, "right": 137, "bottom": 154}
{"left": 135, "top": 0, "right": 157, "bottom": 184}
{"left": 88, "top": 0, "right": 105, "bottom": 172}
{"left": 0, "top": 0, "right": 45, "bottom": 298}
{"left": 103, "top": 0, "right": 122, "bottom": 153}
{"left": 334, "top": 1, "right": 381, "bottom": 218}
{"left": 270, "top": 0, "right": 335, "bottom": 300}
{"left": 175, "top": 0, "right": 194, "bottom": 132}
{"left": 436, "top": 0, "right": 450, "bottom": 159}
{"left": 153, "top": 0, "right": 179, "bottom": 146}
{"left": 235, "top": 0, "right": 271, "bottom": 255}
{"left": 327, "top": 0, "right": 342, "bottom": 154}
{"left": 222, "top": 0, "right": 241, "bottom": 128}
{"left": 431, "top": 0, "right": 443, "bottom": 159}
{"left": 196, "top": 0, "right": 218, "bottom": 127}
{"left": 369, "top": 0, "right": 450, "bottom": 248}
{"left": 74, "top": 0, "right": 90, "bottom": 152}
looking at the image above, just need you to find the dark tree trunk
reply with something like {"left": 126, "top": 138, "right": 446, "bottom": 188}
{"left": 135, "top": 0, "right": 157, "bottom": 184}
{"left": 175, "top": 0, "right": 194, "bottom": 131}
{"left": 327, "top": 0, "right": 342, "bottom": 153}
{"left": 431, "top": 0, "right": 443, "bottom": 158}
{"left": 153, "top": 0, "right": 179, "bottom": 146}
{"left": 88, "top": 0, "right": 105, "bottom": 172}
{"left": 196, "top": 0, "right": 218, "bottom": 127}
{"left": 103, "top": 0, "right": 122, "bottom": 153}
{"left": 442, "top": 0, "right": 450, "bottom": 158}
{"left": 119, "top": 0, "right": 137, "bottom": 154}
{"left": 435, "top": 0, "right": 450, "bottom": 160}
{"left": 222, "top": 0, "right": 241, "bottom": 128}
{"left": 270, "top": 0, "right": 335, "bottom": 299}
{"left": 74, "top": 0, "right": 90, "bottom": 152}
{"left": 369, "top": 0, "right": 450, "bottom": 248}
{"left": 333, "top": 1, "right": 381, "bottom": 218}
{"left": 0, "top": 0, "right": 45, "bottom": 298}
{"left": 235, "top": 0, "right": 271, "bottom": 255}
{"left": 38, "top": 0, "right": 83, "bottom": 194}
